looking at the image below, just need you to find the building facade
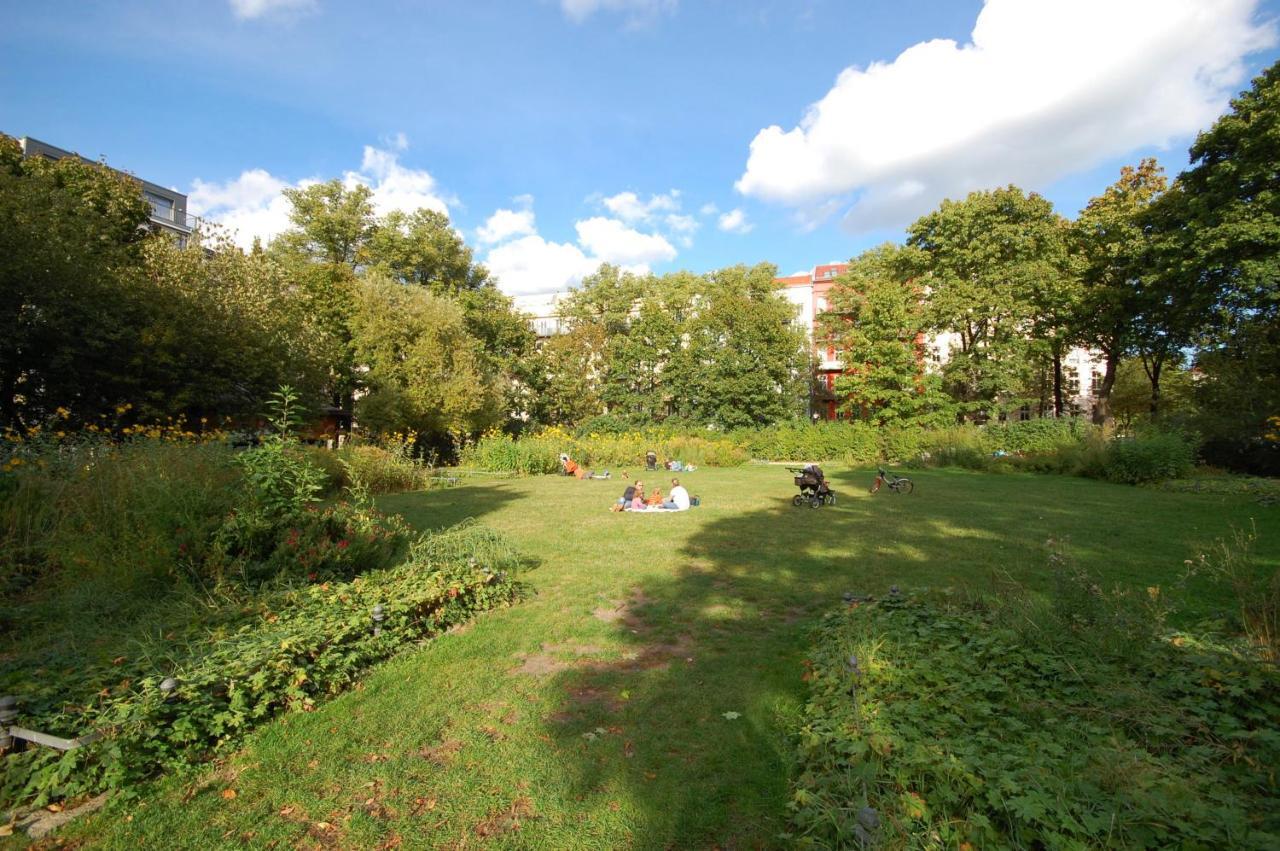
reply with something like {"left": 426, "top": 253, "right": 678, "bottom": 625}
{"left": 18, "top": 136, "right": 199, "bottom": 246}
{"left": 776, "top": 263, "right": 849, "bottom": 420}
{"left": 779, "top": 265, "right": 1108, "bottom": 421}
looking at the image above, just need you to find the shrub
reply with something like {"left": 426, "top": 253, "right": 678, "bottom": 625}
{"left": 210, "top": 500, "right": 412, "bottom": 587}
{"left": 788, "top": 586, "right": 1280, "bottom": 848}
{"left": 1101, "top": 431, "right": 1196, "bottom": 484}
{"left": 0, "top": 521, "right": 526, "bottom": 808}
{"left": 335, "top": 443, "right": 435, "bottom": 494}
{"left": 459, "top": 430, "right": 561, "bottom": 475}
{"left": 0, "top": 439, "right": 240, "bottom": 605}
{"left": 738, "top": 422, "right": 879, "bottom": 463}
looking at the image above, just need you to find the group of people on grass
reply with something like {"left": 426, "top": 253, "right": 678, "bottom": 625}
{"left": 611, "top": 477, "right": 692, "bottom": 512}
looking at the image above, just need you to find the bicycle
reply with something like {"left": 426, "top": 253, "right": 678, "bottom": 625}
{"left": 870, "top": 467, "right": 913, "bottom": 495}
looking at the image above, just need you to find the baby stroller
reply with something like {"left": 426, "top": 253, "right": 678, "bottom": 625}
{"left": 788, "top": 463, "right": 836, "bottom": 508}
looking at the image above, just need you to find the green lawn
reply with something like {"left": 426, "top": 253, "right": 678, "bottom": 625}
{"left": 69, "top": 466, "right": 1278, "bottom": 849}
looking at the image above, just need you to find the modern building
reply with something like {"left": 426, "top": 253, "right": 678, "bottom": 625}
{"left": 17, "top": 136, "right": 199, "bottom": 246}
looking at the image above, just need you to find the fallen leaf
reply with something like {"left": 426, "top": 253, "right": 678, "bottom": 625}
{"left": 722, "top": 711, "right": 741, "bottom": 720}
{"left": 221, "top": 789, "right": 238, "bottom": 800}
{"left": 45, "top": 803, "right": 64, "bottom": 813}
{"left": 279, "top": 806, "right": 296, "bottom": 817}
{"left": 0, "top": 826, "right": 12, "bottom": 837}
{"left": 644, "top": 771, "right": 657, "bottom": 781}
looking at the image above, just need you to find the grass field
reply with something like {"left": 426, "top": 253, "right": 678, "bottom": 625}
{"left": 67, "top": 465, "right": 1279, "bottom": 849}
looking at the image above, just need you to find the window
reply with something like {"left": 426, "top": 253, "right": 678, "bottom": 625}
{"left": 145, "top": 191, "right": 175, "bottom": 222}
{"left": 1064, "top": 366, "right": 1080, "bottom": 397}
{"left": 1091, "top": 370, "right": 1103, "bottom": 392}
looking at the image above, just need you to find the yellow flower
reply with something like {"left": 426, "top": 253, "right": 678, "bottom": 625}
{"left": 55, "top": 407, "right": 71, "bottom": 419}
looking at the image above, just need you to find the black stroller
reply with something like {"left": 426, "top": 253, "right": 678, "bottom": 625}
{"left": 788, "top": 463, "right": 836, "bottom": 508}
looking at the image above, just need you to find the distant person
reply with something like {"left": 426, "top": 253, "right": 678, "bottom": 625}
{"left": 630, "top": 483, "right": 647, "bottom": 511}
{"left": 664, "top": 478, "right": 691, "bottom": 511}
{"left": 646, "top": 485, "right": 664, "bottom": 508}
{"left": 615, "top": 482, "right": 637, "bottom": 509}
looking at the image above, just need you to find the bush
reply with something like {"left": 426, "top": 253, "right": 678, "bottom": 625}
{"left": 459, "top": 430, "right": 561, "bottom": 475}
{"left": 210, "top": 500, "right": 412, "bottom": 587}
{"left": 335, "top": 443, "right": 435, "bottom": 494}
{"left": 788, "top": 584, "right": 1280, "bottom": 848}
{"left": 460, "top": 426, "right": 748, "bottom": 473}
{"left": 1100, "top": 431, "right": 1196, "bottom": 484}
{"left": 0, "top": 521, "right": 526, "bottom": 808}
{"left": 737, "top": 422, "right": 879, "bottom": 464}
{"left": 0, "top": 439, "right": 240, "bottom": 604}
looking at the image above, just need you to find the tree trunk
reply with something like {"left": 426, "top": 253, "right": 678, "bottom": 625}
{"left": 1142, "top": 354, "right": 1164, "bottom": 420}
{"left": 1052, "top": 348, "right": 1065, "bottom": 418}
{"left": 1092, "top": 350, "right": 1118, "bottom": 428}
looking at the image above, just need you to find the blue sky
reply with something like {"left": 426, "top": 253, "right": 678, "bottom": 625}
{"left": 3, "top": 0, "right": 1279, "bottom": 305}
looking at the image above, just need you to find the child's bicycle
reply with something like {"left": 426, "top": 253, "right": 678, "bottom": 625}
{"left": 870, "top": 467, "right": 913, "bottom": 495}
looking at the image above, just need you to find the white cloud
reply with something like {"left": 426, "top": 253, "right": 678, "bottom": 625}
{"left": 229, "top": 0, "right": 315, "bottom": 21}
{"left": 736, "top": 0, "right": 1276, "bottom": 231}
{"left": 481, "top": 200, "right": 679, "bottom": 297}
{"left": 189, "top": 137, "right": 451, "bottom": 249}
{"left": 717, "top": 208, "right": 754, "bottom": 234}
{"left": 560, "top": 0, "right": 676, "bottom": 25}
{"left": 600, "top": 189, "right": 680, "bottom": 223}
{"left": 484, "top": 235, "right": 600, "bottom": 297}
{"left": 189, "top": 169, "right": 296, "bottom": 247}
{"left": 346, "top": 144, "right": 452, "bottom": 218}
{"left": 477, "top": 207, "right": 537, "bottom": 244}
{"left": 699, "top": 202, "right": 719, "bottom": 216}
{"left": 575, "top": 216, "right": 677, "bottom": 266}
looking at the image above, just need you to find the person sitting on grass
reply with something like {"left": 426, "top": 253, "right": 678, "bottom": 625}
{"left": 662, "top": 478, "right": 691, "bottom": 511}
{"left": 646, "top": 485, "right": 664, "bottom": 508}
{"left": 613, "top": 482, "right": 637, "bottom": 511}
{"left": 560, "top": 453, "right": 582, "bottom": 478}
{"left": 630, "top": 482, "right": 647, "bottom": 511}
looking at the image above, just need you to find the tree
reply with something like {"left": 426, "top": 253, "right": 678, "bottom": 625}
{"left": 673, "top": 263, "right": 806, "bottom": 429}
{"left": 0, "top": 135, "right": 152, "bottom": 431}
{"left": 823, "top": 245, "right": 954, "bottom": 427}
{"left": 129, "top": 234, "right": 328, "bottom": 422}
{"left": 1072, "top": 159, "right": 1169, "bottom": 426}
{"left": 520, "top": 324, "right": 607, "bottom": 427}
{"left": 348, "top": 275, "right": 502, "bottom": 441}
{"left": 365, "top": 208, "right": 489, "bottom": 293}
{"left": 1172, "top": 60, "right": 1280, "bottom": 463}
{"left": 907, "top": 186, "right": 1065, "bottom": 420}
{"left": 275, "top": 180, "right": 376, "bottom": 267}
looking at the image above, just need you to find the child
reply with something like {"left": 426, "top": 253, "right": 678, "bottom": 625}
{"left": 646, "top": 486, "right": 664, "bottom": 508}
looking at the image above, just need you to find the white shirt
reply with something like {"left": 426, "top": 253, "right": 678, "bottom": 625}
{"left": 670, "top": 485, "right": 690, "bottom": 510}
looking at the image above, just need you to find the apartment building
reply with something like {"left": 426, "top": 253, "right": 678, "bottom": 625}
{"left": 18, "top": 136, "right": 199, "bottom": 246}
{"left": 779, "top": 265, "right": 1107, "bottom": 421}
{"left": 776, "top": 263, "right": 849, "bottom": 420}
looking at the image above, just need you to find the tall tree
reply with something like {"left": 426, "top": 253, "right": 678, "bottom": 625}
{"left": 348, "top": 274, "right": 501, "bottom": 441}
{"left": 673, "top": 263, "right": 806, "bottom": 429}
{"left": 823, "top": 244, "right": 954, "bottom": 427}
{"left": 1072, "top": 159, "right": 1168, "bottom": 426}
{"left": 1173, "top": 60, "right": 1280, "bottom": 461}
{"left": 0, "top": 135, "right": 152, "bottom": 431}
{"left": 907, "top": 186, "right": 1064, "bottom": 420}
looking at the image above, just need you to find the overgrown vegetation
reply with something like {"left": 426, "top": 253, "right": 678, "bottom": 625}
{"left": 1, "top": 522, "right": 525, "bottom": 808}
{"left": 789, "top": 543, "right": 1280, "bottom": 848}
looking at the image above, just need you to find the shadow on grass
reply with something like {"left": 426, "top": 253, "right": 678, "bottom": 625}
{"left": 531, "top": 467, "right": 1269, "bottom": 847}
{"left": 378, "top": 480, "right": 525, "bottom": 533}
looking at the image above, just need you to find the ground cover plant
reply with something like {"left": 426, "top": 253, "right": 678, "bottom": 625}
{"left": 789, "top": 576, "right": 1280, "bottom": 848}
{"left": 55, "top": 465, "right": 1279, "bottom": 848}
{"left": 0, "top": 522, "right": 525, "bottom": 810}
